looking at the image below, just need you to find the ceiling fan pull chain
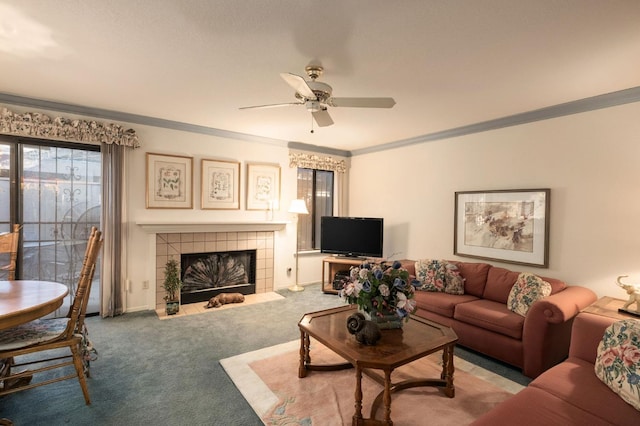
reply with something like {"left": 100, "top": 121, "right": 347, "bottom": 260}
{"left": 310, "top": 113, "right": 314, "bottom": 133}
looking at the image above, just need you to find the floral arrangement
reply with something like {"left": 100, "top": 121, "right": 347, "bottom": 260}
{"left": 339, "top": 260, "right": 418, "bottom": 321}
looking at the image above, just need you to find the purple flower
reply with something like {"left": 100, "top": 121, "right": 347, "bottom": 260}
{"left": 361, "top": 263, "right": 371, "bottom": 270}
{"left": 393, "top": 277, "right": 406, "bottom": 289}
{"left": 411, "top": 279, "right": 421, "bottom": 288}
{"left": 374, "top": 268, "right": 384, "bottom": 280}
{"left": 362, "top": 280, "right": 372, "bottom": 292}
{"left": 392, "top": 260, "right": 402, "bottom": 269}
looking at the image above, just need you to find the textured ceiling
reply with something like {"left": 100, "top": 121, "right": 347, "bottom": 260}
{"left": 1, "top": 0, "right": 640, "bottom": 152}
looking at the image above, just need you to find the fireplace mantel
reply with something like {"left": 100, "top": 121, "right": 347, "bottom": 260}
{"left": 137, "top": 221, "right": 289, "bottom": 234}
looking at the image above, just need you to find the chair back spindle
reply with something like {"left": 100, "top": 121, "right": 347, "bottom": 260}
{"left": 0, "top": 225, "right": 21, "bottom": 280}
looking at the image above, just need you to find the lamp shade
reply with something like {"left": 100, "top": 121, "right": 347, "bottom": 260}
{"left": 288, "top": 199, "right": 309, "bottom": 215}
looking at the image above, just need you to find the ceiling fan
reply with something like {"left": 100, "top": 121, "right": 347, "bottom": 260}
{"left": 239, "top": 66, "right": 395, "bottom": 128}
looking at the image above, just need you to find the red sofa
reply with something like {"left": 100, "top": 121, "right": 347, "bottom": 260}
{"left": 472, "top": 312, "right": 640, "bottom": 425}
{"left": 405, "top": 261, "right": 597, "bottom": 378}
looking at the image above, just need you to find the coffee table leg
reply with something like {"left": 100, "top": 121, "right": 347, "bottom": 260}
{"left": 352, "top": 365, "right": 364, "bottom": 425}
{"left": 298, "top": 330, "right": 311, "bottom": 378}
{"left": 441, "top": 344, "right": 455, "bottom": 398}
{"left": 383, "top": 369, "right": 393, "bottom": 424}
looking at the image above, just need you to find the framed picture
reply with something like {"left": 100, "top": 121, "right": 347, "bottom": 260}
{"left": 201, "top": 159, "right": 240, "bottom": 210}
{"left": 146, "top": 153, "right": 193, "bottom": 209}
{"left": 246, "top": 163, "right": 280, "bottom": 210}
{"left": 454, "top": 189, "right": 550, "bottom": 267}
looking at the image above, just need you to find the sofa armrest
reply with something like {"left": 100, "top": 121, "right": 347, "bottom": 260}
{"left": 528, "top": 285, "right": 598, "bottom": 324}
{"left": 521, "top": 285, "right": 597, "bottom": 377}
{"left": 569, "top": 312, "right": 617, "bottom": 364}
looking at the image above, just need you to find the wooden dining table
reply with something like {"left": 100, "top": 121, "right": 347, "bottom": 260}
{"left": 0, "top": 280, "right": 68, "bottom": 424}
{"left": 0, "top": 280, "right": 69, "bottom": 330}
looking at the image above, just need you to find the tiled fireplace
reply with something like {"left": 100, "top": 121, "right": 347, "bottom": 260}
{"left": 155, "top": 231, "right": 274, "bottom": 310}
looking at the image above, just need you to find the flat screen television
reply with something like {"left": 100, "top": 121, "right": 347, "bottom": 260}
{"left": 320, "top": 216, "right": 384, "bottom": 258}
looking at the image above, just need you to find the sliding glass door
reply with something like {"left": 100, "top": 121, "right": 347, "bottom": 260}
{"left": 0, "top": 137, "right": 101, "bottom": 315}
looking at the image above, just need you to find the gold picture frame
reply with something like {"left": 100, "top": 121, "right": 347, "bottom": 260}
{"left": 146, "top": 153, "right": 193, "bottom": 209}
{"left": 246, "top": 163, "right": 280, "bottom": 210}
{"left": 201, "top": 158, "right": 240, "bottom": 210}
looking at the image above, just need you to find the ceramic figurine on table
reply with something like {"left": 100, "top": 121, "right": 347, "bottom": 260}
{"left": 616, "top": 275, "right": 640, "bottom": 316}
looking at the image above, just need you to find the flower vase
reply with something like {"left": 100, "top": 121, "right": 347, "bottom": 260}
{"left": 360, "top": 308, "right": 404, "bottom": 330}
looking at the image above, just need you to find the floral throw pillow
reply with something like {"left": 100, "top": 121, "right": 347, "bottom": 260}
{"left": 415, "top": 259, "right": 446, "bottom": 292}
{"left": 444, "top": 263, "right": 465, "bottom": 295}
{"left": 595, "top": 319, "right": 640, "bottom": 411}
{"left": 506, "top": 272, "right": 551, "bottom": 316}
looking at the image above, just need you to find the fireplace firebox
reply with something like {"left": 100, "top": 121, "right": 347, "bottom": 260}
{"left": 180, "top": 249, "right": 257, "bottom": 304}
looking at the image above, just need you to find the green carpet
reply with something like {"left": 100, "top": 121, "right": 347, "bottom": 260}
{"left": 0, "top": 284, "right": 530, "bottom": 425}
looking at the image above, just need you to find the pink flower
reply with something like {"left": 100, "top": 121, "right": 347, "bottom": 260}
{"left": 404, "top": 298, "right": 416, "bottom": 313}
{"left": 620, "top": 345, "right": 640, "bottom": 367}
{"left": 600, "top": 348, "right": 620, "bottom": 368}
{"left": 343, "top": 282, "right": 356, "bottom": 297}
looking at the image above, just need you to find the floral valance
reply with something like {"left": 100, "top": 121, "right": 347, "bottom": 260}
{"left": 0, "top": 107, "right": 140, "bottom": 148}
{"left": 289, "top": 152, "right": 346, "bottom": 173}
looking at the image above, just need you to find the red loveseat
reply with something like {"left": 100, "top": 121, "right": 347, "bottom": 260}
{"left": 472, "top": 312, "right": 640, "bottom": 425}
{"left": 405, "top": 261, "right": 597, "bottom": 378}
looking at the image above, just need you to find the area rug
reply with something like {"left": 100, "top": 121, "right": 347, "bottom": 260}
{"left": 221, "top": 340, "right": 524, "bottom": 425}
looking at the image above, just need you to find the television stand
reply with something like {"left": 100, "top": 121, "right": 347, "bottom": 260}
{"left": 321, "top": 257, "right": 365, "bottom": 294}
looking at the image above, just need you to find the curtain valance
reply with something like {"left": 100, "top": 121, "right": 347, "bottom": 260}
{"left": 289, "top": 152, "right": 346, "bottom": 173}
{"left": 0, "top": 107, "right": 140, "bottom": 148}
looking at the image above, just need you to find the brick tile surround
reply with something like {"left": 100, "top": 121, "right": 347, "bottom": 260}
{"left": 155, "top": 231, "right": 274, "bottom": 310}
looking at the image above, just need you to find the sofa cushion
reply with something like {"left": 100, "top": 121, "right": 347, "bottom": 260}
{"left": 451, "top": 261, "right": 491, "bottom": 297}
{"left": 454, "top": 299, "right": 524, "bottom": 339}
{"left": 412, "top": 291, "right": 478, "bottom": 318}
{"left": 507, "top": 273, "right": 552, "bottom": 317}
{"left": 415, "top": 259, "right": 465, "bottom": 295}
{"left": 532, "top": 357, "right": 640, "bottom": 424}
{"left": 483, "top": 267, "right": 520, "bottom": 303}
{"left": 594, "top": 319, "right": 640, "bottom": 411}
{"left": 539, "top": 275, "right": 567, "bottom": 294}
{"left": 444, "top": 263, "right": 465, "bottom": 295}
{"left": 471, "top": 385, "right": 617, "bottom": 426}
{"left": 415, "top": 259, "right": 447, "bottom": 292}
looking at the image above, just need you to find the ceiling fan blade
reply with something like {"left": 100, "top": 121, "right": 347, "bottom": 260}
{"left": 328, "top": 97, "right": 396, "bottom": 108}
{"left": 239, "top": 102, "right": 303, "bottom": 110}
{"left": 280, "top": 73, "right": 317, "bottom": 100}
{"left": 312, "top": 109, "right": 334, "bottom": 127}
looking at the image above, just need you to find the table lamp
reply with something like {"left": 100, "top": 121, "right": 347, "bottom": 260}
{"left": 288, "top": 199, "right": 309, "bottom": 292}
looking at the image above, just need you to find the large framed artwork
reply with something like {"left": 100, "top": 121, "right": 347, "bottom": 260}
{"left": 201, "top": 159, "right": 240, "bottom": 210}
{"left": 146, "top": 153, "right": 193, "bottom": 209}
{"left": 454, "top": 189, "right": 550, "bottom": 267}
{"left": 246, "top": 163, "right": 280, "bottom": 210}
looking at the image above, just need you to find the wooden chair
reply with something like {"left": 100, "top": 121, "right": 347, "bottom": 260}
{"left": 0, "top": 225, "right": 20, "bottom": 280}
{"left": 0, "top": 227, "right": 103, "bottom": 404}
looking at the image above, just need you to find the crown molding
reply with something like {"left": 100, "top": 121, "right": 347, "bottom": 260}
{"left": 351, "top": 86, "right": 640, "bottom": 156}
{"left": 3, "top": 86, "right": 639, "bottom": 157}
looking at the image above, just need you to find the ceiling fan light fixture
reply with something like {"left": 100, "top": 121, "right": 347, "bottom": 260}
{"left": 305, "top": 100, "right": 321, "bottom": 112}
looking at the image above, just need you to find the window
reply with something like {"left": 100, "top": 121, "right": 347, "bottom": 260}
{"left": 296, "top": 168, "right": 334, "bottom": 251}
{"left": 0, "top": 136, "right": 101, "bottom": 315}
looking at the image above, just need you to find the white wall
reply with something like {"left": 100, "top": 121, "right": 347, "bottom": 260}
{"left": 347, "top": 102, "right": 640, "bottom": 298}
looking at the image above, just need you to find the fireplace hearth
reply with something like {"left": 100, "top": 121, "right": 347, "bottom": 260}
{"left": 180, "top": 249, "right": 256, "bottom": 304}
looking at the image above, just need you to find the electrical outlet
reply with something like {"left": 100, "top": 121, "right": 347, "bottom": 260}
{"left": 143, "top": 280, "right": 149, "bottom": 289}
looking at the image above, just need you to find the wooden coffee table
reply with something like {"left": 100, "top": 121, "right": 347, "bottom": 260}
{"left": 298, "top": 305, "right": 458, "bottom": 425}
